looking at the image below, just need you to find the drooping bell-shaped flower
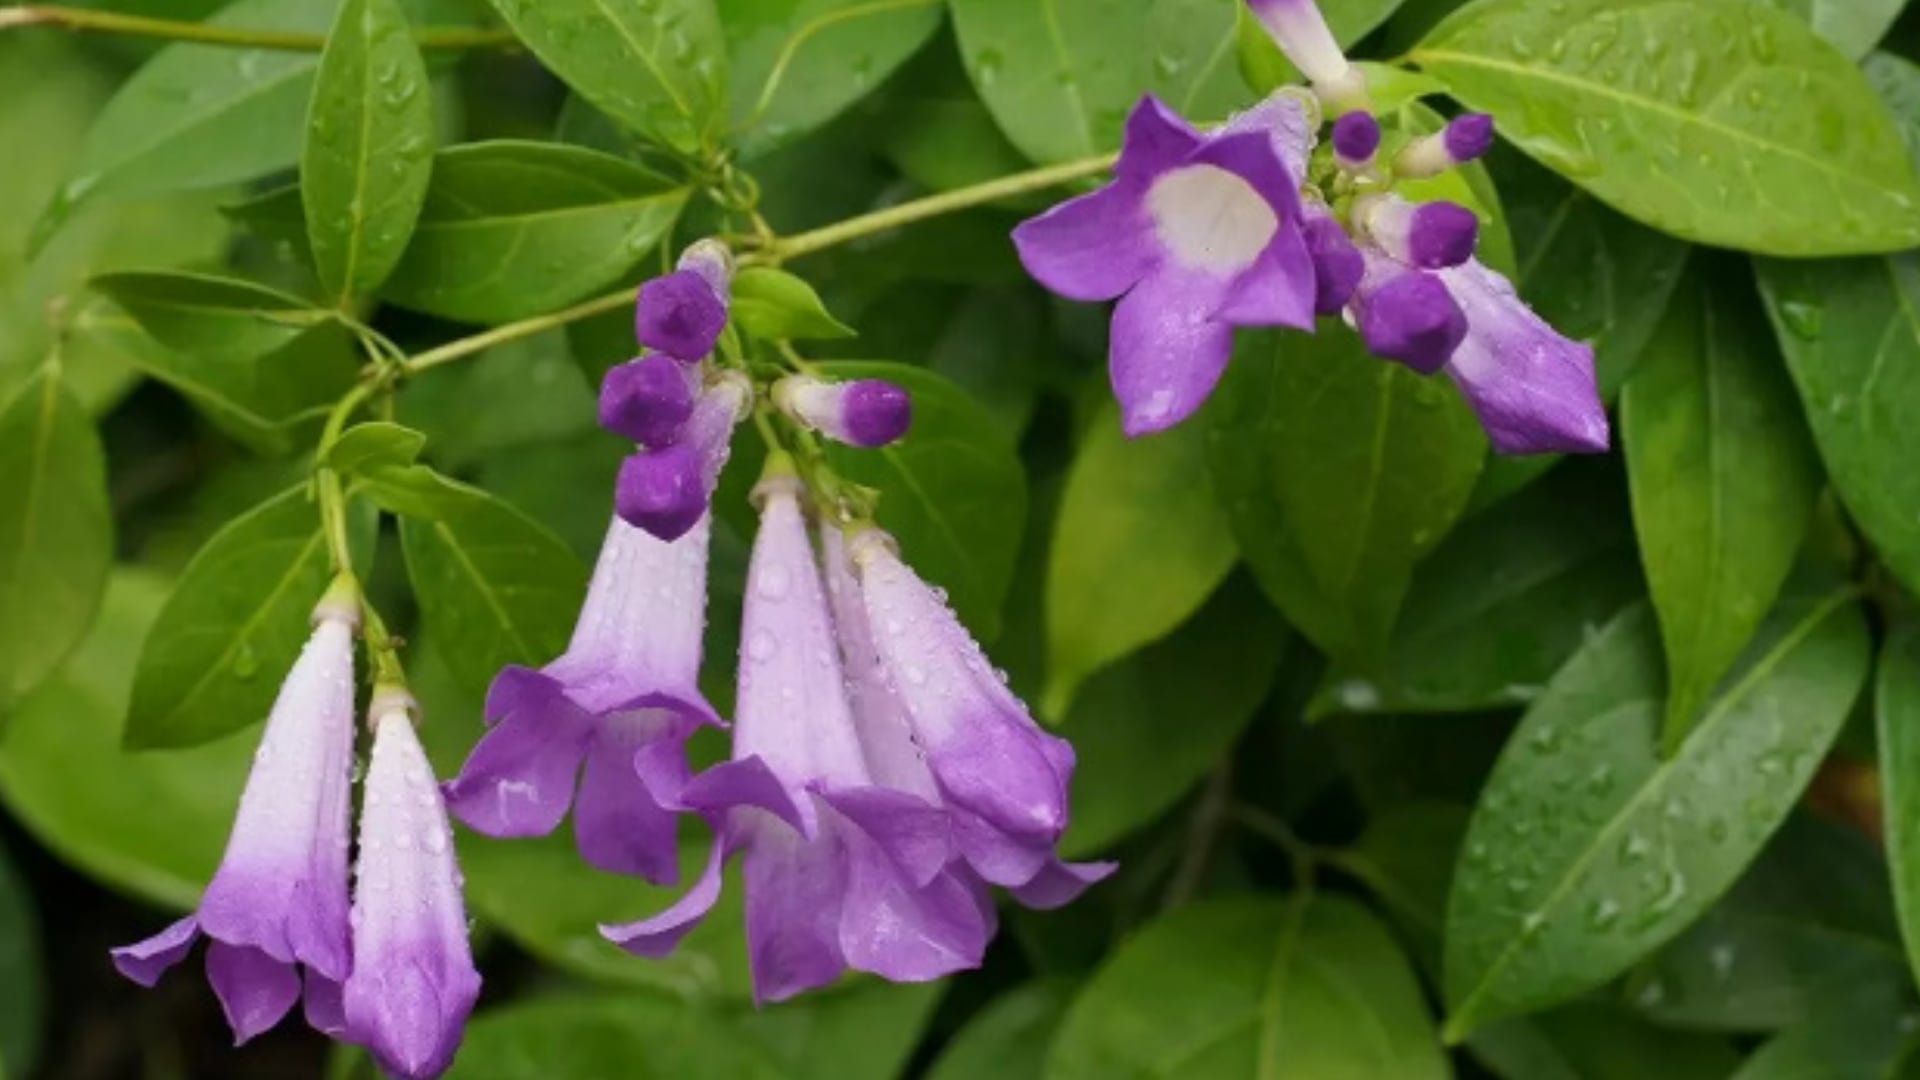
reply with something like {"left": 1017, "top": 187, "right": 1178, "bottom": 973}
{"left": 1245, "top": 0, "right": 1368, "bottom": 111}
{"left": 1014, "top": 95, "right": 1316, "bottom": 437}
{"left": 845, "top": 529, "right": 1114, "bottom": 903}
{"left": 615, "top": 371, "right": 749, "bottom": 542}
{"left": 603, "top": 475, "right": 992, "bottom": 1002}
{"left": 635, "top": 239, "right": 732, "bottom": 362}
{"left": 1435, "top": 259, "right": 1610, "bottom": 453}
{"left": 444, "top": 489, "right": 724, "bottom": 883}
{"left": 1347, "top": 246, "right": 1468, "bottom": 374}
{"left": 1394, "top": 113, "right": 1496, "bottom": 179}
{"left": 600, "top": 354, "right": 697, "bottom": 448}
{"left": 112, "top": 581, "right": 359, "bottom": 1043}
{"left": 774, "top": 375, "right": 913, "bottom": 448}
{"left": 340, "top": 690, "right": 479, "bottom": 1080}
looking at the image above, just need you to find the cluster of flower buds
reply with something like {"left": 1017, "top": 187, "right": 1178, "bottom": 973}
{"left": 443, "top": 249, "right": 1103, "bottom": 1003}
{"left": 112, "top": 579, "right": 478, "bottom": 1080}
{"left": 1013, "top": 0, "right": 1608, "bottom": 455}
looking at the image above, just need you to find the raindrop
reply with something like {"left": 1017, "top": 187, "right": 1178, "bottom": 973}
{"left": 1778, "top": 300, "right": 1823, "bottom": 338}
{"left": 747, "top": 629, "right": 778, "bottom": 661}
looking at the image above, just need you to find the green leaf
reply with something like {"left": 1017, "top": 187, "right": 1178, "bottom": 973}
{"left": 65, "top": 296, "right": 356, "bottom": 454}
{"left": 380, "top": 141, "right": 688, "bottom": 323}
{"left": 1043, "top": 403, "right": 1237, "bottom": 718}
{"left": 1146, "top": 0, "right": 1259, "bottom": 121}
{"left": 1628, "top": 813, "right": 1907, "bottom": 1031}
{"left": 729, "top": 267, "right": 855, "bottom": 340}
{"left": 1442, "top": 590, "right": 1872, "bottom": 1038}
{"left": 1879, "top": 625, "right": 1920, "bottom": 995}
{"left": 1412, "top": 0, "right": 1920, "bottom": 255}
{"left": 124, "top": 486, "right": 372, "bottom": 748}
{"left": 440, "top": 981, "right": 940, "bottom": 1079}
{"left": 1048, "top": 895, "right": 1450, "bottom": 1079}
{"left": 1730, "top": 991, "right": 1914, "bottom": 1080}
{"left": 724, "top": 0, "right": 945, "bottom": 157}
{"left": 1866, "top": 52, "right": 1920, "bottom": 160}
{"left": 1756, "top": 254, "right": 1920, "bottom": 599}
{"left": 323, "top": 421, "right": 427, "bottom": 473}
{"left": 482, "top": 0, "right": 726, "bottom": 154}
{"left": 1469, "top": 1005, "right": 1741, "bottom": 1080}
{"left": 0, "top": 364, "right": 111, "bottom": 711}
{"left": 1314, "top": 459, "right": 1641, "bottom": 718}
{"left": 1237, "top": 0, "right": 1418, "bottom": 93}
{"left": 927, "top": 980, "right": 1074, "bottom": 1080}
{"left": 815, "top": 361, "right": 1026, "bottom": 639}
{"left": 1760, "top": 0, "right": 1904, "bottom": 59}
{"left": 1623, "top": 266, "right": 1821, "bottom": 750}
{"left": 1206, "top": 328, "right": 1487, "bottom": 663}
{"left": 37, "top": 0, "right": 334, "bottom": 231}
{"left": 400, "top": 485, "right": 587, "bottom": 698}
{"left": 1059, "top": 575, "right": 1283, "bottom": 857}
{"left": 0, "top": 572, "right": 255, "bottom": 910}
{"left": 1336, "top": 802, "right": 1473, "bottom": 969}
{"left": 0, "top": 841, "right": 43, "bottom": 1075}
{"left": 302, "top": 0, "right": 435, "bottom": 301}
{"left": 91, "top": 270, "right": 333, "bottom": 361}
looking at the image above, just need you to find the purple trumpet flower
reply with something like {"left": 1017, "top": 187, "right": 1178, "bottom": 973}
{"left": 615, "top": 371, "right": 750, "bottom": 542}
{"left": 443, "top": 504, "right": 723, "bottom": 883}
{"left": 339, "top": 692, "right": 479, "bottom": 1080}
{"left": 1436, "top": 259, "right": 1610, "bottom": 454}
{"left": 775, "top": 375, "right": 913, "bottom": 448}
{"left": 844, "top": 530, "right": 1114, "bottom": 902}
{"left": 111, "top": 588, "right": 358, "bottom": 1043}
{"left": 635, "top": 239, "right": 732, "bottom": 363}
{"left": 1014, "top": 95, "right": 1316, "bottom": 437}
{"left": 604, "top": 476, "right": 993, "bottom": 1002}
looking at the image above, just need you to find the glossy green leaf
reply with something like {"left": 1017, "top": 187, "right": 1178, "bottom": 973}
{"left": 815, "top": 361, "right": 1025, "bottom": 639}
{"left": 1761, "top": 0, "right": 1904, "bottom": 59}
{"left": 729, "top": 267, "right": 855, "bottom": 341}
{"left": 65, "top": 296, "right": 356, "bottom": 454}
{"left": 1628, "top": 814, "right": 1907, "bottom": 1031}
{"left": 1623, "top": 267, "right": 1821, "bottom": 749}
{"left": 91, "top": 270, "right": 333, "bottom": 360}
{"left": 1049, "top": 895, "right": 1449, "bottom": 1079}
{"left": 1867, "top": 51, "right": 1920, "bottom": 158}
{"left": 1413, "top": 0, "right": 1920, "bottom": 255}
{"left": 1059, "top": 576, "right": 1283, "bottom": 857}
{"left": 1879, "top": 626, "right": 1920, "bottom": 994}
{"left": 483, "top": 0, "right": 726, "bottom": 154}
{"left": 400, "top": 485, "right": 587, "bottom": 698}
{"left": 37, "top": 0, "right": 334, "bottom": 232}
{"left": 125, "top": 487, "right": 368, "bottom": 749}
{"left": 1730, "top": 991, "right": 1914, "bottom": 1080}
{"left": 0, "top": 572, "right": 254, "bottom": 910}
{"left": 398, "top": 330, "right": 598, "bottom": 469}
{"left": 1206, "top": 328, "right": 1487, "bottom": 663}
{"left": 381, "top": 141, "right": 687, "bottom": 323}
{"left": 0, "top": 364, "right": 111, "bottom": 712}
{"left": 1443, "top": 590, "right": 1871, "bottom": 1038}
{"left": 950, "top": 0, "right": 1264, "bottom": 165}
{"left": 724, "top": 0, "right": 945, "bottom": 156}
{"left": 302, "top": 0, "right": 435, "bottom": 300}
{"left": 441, "top": 981, "right": 940, "bottom": 1079}
{"left": 1314, "top": 461, "right": 1641, "bottom": 718}
{"left": 1469, "top": 1005, "right": 1741, "bottom": 1080}
{"left": 927, "top": 980, "right": 1074, "bottom": 1080}
{"left": 323, "top": 421, "right": 427, "bottom": 474}
{"left": 1756, "top": 254, "right": 1920, "bottom": 599}
{"left": 1043, "top": 403, "right": 1237, "bottom": 718}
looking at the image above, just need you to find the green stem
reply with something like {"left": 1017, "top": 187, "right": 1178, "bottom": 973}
{"left": 407, "top": 287, "right": 636, "bottom": 374}
{"left": 314, "top": 378, "right": 383, "bottom": 572}
{"left": 0, "top": 4, "right": 518, "bottom": 50}
{"left": 758, "top": 152, "right": 1118, "bottom": 264}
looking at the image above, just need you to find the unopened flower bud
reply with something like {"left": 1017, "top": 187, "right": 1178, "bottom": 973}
{"left": 599, "top": 354, "right": 696, "bottom": 447}
{"left": 775, "top": 375, "right": 912, "bottom": 448}
{"left": 1330, "top": 111, "right": 1380, "bottom": 169}
{"left": 1356, "top": 195, "right": 1479, "bottom": 270}
{"left": 1394, "top": 113, "right": 1496, "bottom": 179}
{"left": 1351, "top": 254, "right": 1468, "bottom": 374}
{"left": 635, "top": 241, "right": 734, "bottom": 362}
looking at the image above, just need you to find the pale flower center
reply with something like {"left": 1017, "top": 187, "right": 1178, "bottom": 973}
{"left": 1145, "top": 164, "right": 1279, "bottom": 273}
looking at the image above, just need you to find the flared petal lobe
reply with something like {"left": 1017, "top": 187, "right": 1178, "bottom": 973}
{"left": 1439, "top": 260, "right": 1610, "bottom": 454}
{"left": 345, "top": 705, "right": 481, "bottom": 1080}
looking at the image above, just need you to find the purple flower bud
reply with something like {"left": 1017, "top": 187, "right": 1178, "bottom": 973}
{"left": 1359, "top": 195, "right": 1479, "bottom": 270}
{"left": 776, "top": 375, "right": 912, "bottom": 448}
{"left": 635, "top": 271, "right": 727, "bottom": 363}
{"left": 1331, "top": 112, "right": 1380, "bottom": 165}
{"left": 1302, "top": 211, "right": 1364, "bottom": 315}
{"left": 1444, "top": 113, "right": 1495, "bottom": 163}
{"left": 599, "top": 354, "right": 696, "bottom": 446}
{"left": 1352, "top": 255, "right": 1467, "bottom": 374}
{"left": 616, "top": 445, "right": 705, "bottom": 542}
{"left": 1394, "top": 113, "right": 1497, "bottom": 178}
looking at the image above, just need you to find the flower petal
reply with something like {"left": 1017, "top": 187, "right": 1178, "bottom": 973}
{"left": 600, "top": 839, "right": 728, "bottom": 958}
{"left": 572, "top": 715, "right": 687, "bottom": 882}
{"left": 1108, "top": 268, "right": 1235, "bottom": 437}
{"left": 836, "top": 833, "right": 987, "bottom": 984}
{"left": 111, "top": 915, "right": 201, "bottom": 987}
{"left": 1115, "top": 94, "right": 1205, "bottom": 181}
{"left": 820, "top": 526, "right": 940, "bottom": 801}
{"left": 681, "top": 756, "right": 811, "bottom": 836}
{"left": 1012, "top": 182, "right": 1156, "bottom": 303}
{"left": 442, "top": 667, "right": 592, "bottom": 839}
{"left": 1440, "top": 260, "right": 1610, "bottom": 454}
{"left": 206, "top": 941, "right": 299, "bottom": 1045}
{"left": 816, "top": 786, "right": 952, "bottom": 888}
{"left": 1213, "top": 228, "right": 1317, "bottom": 330}
{"left": 743, "top": 825, "right": 850, "bottom": 1003}
{"left": 1010, "top": 858, "right": 1117, "bottom": 910}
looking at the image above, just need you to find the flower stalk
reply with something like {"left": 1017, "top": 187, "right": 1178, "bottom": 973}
{"left": 0, "top": 4, "right": 517, "bottom": 50}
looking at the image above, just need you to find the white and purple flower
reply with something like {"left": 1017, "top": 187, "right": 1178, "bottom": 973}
{"left": 775, "top": 375, "right": 913, "bottom": 448}
{"left": 1013, "top": 95, "right": 1316, "bottom": 437}
{"left": 338, "top": 691, "right": 479, "bottom": 1080}
{"left": 603, "top": 475, "right": 994, "bottom": 1001}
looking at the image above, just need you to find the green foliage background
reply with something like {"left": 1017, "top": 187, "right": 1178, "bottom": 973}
{"left": 2, "top": 0, "right": 1920, "bottom": 1075}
